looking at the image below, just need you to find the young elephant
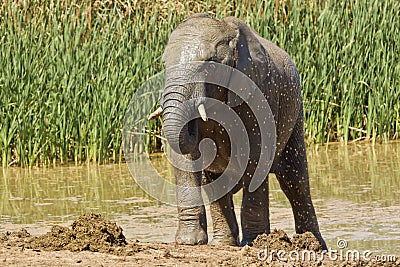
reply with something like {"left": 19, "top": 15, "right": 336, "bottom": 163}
{"left": 149, "top": 14, "right": 327, "bottom": 249}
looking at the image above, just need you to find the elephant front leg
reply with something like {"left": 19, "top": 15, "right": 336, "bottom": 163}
{"left": 240, "top": 171, "right": 270, "bottom": 246}
{"left": 204, "top": 171, "right": 239, "bottom": 246}
{"left": 175, "top": 166, "right": 208, "bottom": 245}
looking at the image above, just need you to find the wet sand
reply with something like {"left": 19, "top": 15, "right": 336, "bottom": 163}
{"left": 1, "top": 213, "right": 398, "bottom": 266}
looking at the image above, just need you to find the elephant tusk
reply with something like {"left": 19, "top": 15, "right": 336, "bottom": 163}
{"left": 148, "top": 107, "right": 163, "bottom": 120}
{"left": 198, "top": 104, "right": 208, "bottom": 121}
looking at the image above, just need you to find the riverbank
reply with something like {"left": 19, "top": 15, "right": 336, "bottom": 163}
{"left": 1, "top": 213, "right": 398, "bottom": 266}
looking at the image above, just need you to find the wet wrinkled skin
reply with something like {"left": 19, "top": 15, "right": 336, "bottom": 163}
{"left": 158, "top": 14, "right": 327, "bottom": 249}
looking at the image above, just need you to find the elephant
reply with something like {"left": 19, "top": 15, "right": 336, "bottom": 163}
{"left": 148, "top": 13, "right": 327, "bottom": 250}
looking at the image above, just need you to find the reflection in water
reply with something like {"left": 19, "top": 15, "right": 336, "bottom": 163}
{"left": 0, "top": 142, "right": 399, "bottom": 254}
{"left": 304, "top": 142, "right": 400, "bottom": 254}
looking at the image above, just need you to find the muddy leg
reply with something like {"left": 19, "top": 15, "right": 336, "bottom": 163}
{"left": 174, "top": 157, "right": 208, "bottom": 245}
{"left": 240, "top": 167, "right": 270, "bottom": 246}
{"left": 204, "top": 171, "right": 239, "bottom": 245}
{"left": 275, "top": 117, "right": 327, "bottom": 250}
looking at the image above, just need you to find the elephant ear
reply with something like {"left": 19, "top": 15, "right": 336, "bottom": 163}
{"left": 223, "top": 17, "right": 270, "bottom": 107}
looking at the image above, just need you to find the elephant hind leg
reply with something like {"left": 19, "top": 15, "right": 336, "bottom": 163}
{"left": 274, "top": 115, "right": 327, "bottom": 250}
{"left": 239, "top": 172, "right": 270, "bottom": 246}
{"left": 204, "top": 171, "right": 239, "bottom": 246}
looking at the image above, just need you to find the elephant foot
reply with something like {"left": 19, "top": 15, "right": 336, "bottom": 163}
{"left": 175, "top": 227, "right": 208, "bottom": 245}
{"left": 312, "top": 232, "right": 328, "bottom": 251}
{"left": 239, "top": 233, "right": 263, "bottom": 247}
{"left": 239, "top": 238, "right": 254, "bottom": 247}
{"left": 210, "top": 235, "right": 239, "bottom": 246}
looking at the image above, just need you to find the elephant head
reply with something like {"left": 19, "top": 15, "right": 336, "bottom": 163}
{"left": 149, "top": 14, "right": 270, "bottom": 155}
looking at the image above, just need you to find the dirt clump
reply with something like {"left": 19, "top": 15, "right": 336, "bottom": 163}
{"left": 0, "top": 228, "right": 31, "bottom": 247}
{"left": 1, "top": 213, "right": 139, "bottom": 255}
{"left": 28, "top": 225, "right": 75, "bottom": 251}
{"left": 253, "top": 229, "right": 294, "bottom": 251}
{"left": 291, "top": 232, "right": 323, "bottom": 251}
{"left": 253, "top": 229, "right": 322, "bottom": 252}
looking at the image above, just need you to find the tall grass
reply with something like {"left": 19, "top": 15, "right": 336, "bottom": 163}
{"left": 0, "top": 0, "right": 399, "bottom": 167}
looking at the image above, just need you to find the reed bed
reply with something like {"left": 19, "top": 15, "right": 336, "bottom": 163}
{"left": 0, "top": 0, "right": 399, "bottom": 166}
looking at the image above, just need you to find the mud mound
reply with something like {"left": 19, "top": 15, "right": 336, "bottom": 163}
{"left": 291, "top": 232, "right": 322, "bottom": 251}
{"left": 253, "top": 229, "right": 322, "bottom": 252}
{"left": 253, "top": 229, "right": 293, "bottom": 251}
{"left": 69, "top": 212, "right": 127, "bottom": 250}
{"left": 28, "top": 225, "right": 75, "bottom": 251}
{"left": 1, "top": 213, "right": 139, "bottom": 255}
{"left": 28, "top": 213, "right": 130, "bottom": 254}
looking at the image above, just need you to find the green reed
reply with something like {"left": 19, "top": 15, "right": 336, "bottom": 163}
{"left": 0, "top": 0, "right": 399, "bottom": 167}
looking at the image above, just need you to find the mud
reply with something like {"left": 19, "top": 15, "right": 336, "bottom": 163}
{"left": 0, "top": 213, "right": 139, "bottom": 256}
{"left": 1, "top": 213, "right": 399, "bottom": 266}
{"left": 253, "top": 229, "right": 322, "bottom": 252}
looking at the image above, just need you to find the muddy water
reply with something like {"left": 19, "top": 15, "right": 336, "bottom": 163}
{"left": 1, "top": 142, "right": 399, "bottom": 255}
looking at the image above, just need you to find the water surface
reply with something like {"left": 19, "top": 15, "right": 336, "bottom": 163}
{"left": 1, "top": 142, "right": 399, "bottom": 255}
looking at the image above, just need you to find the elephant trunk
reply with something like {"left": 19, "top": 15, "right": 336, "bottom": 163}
{"left": 162, "top": 87, "right": 199, "bottom": 154}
